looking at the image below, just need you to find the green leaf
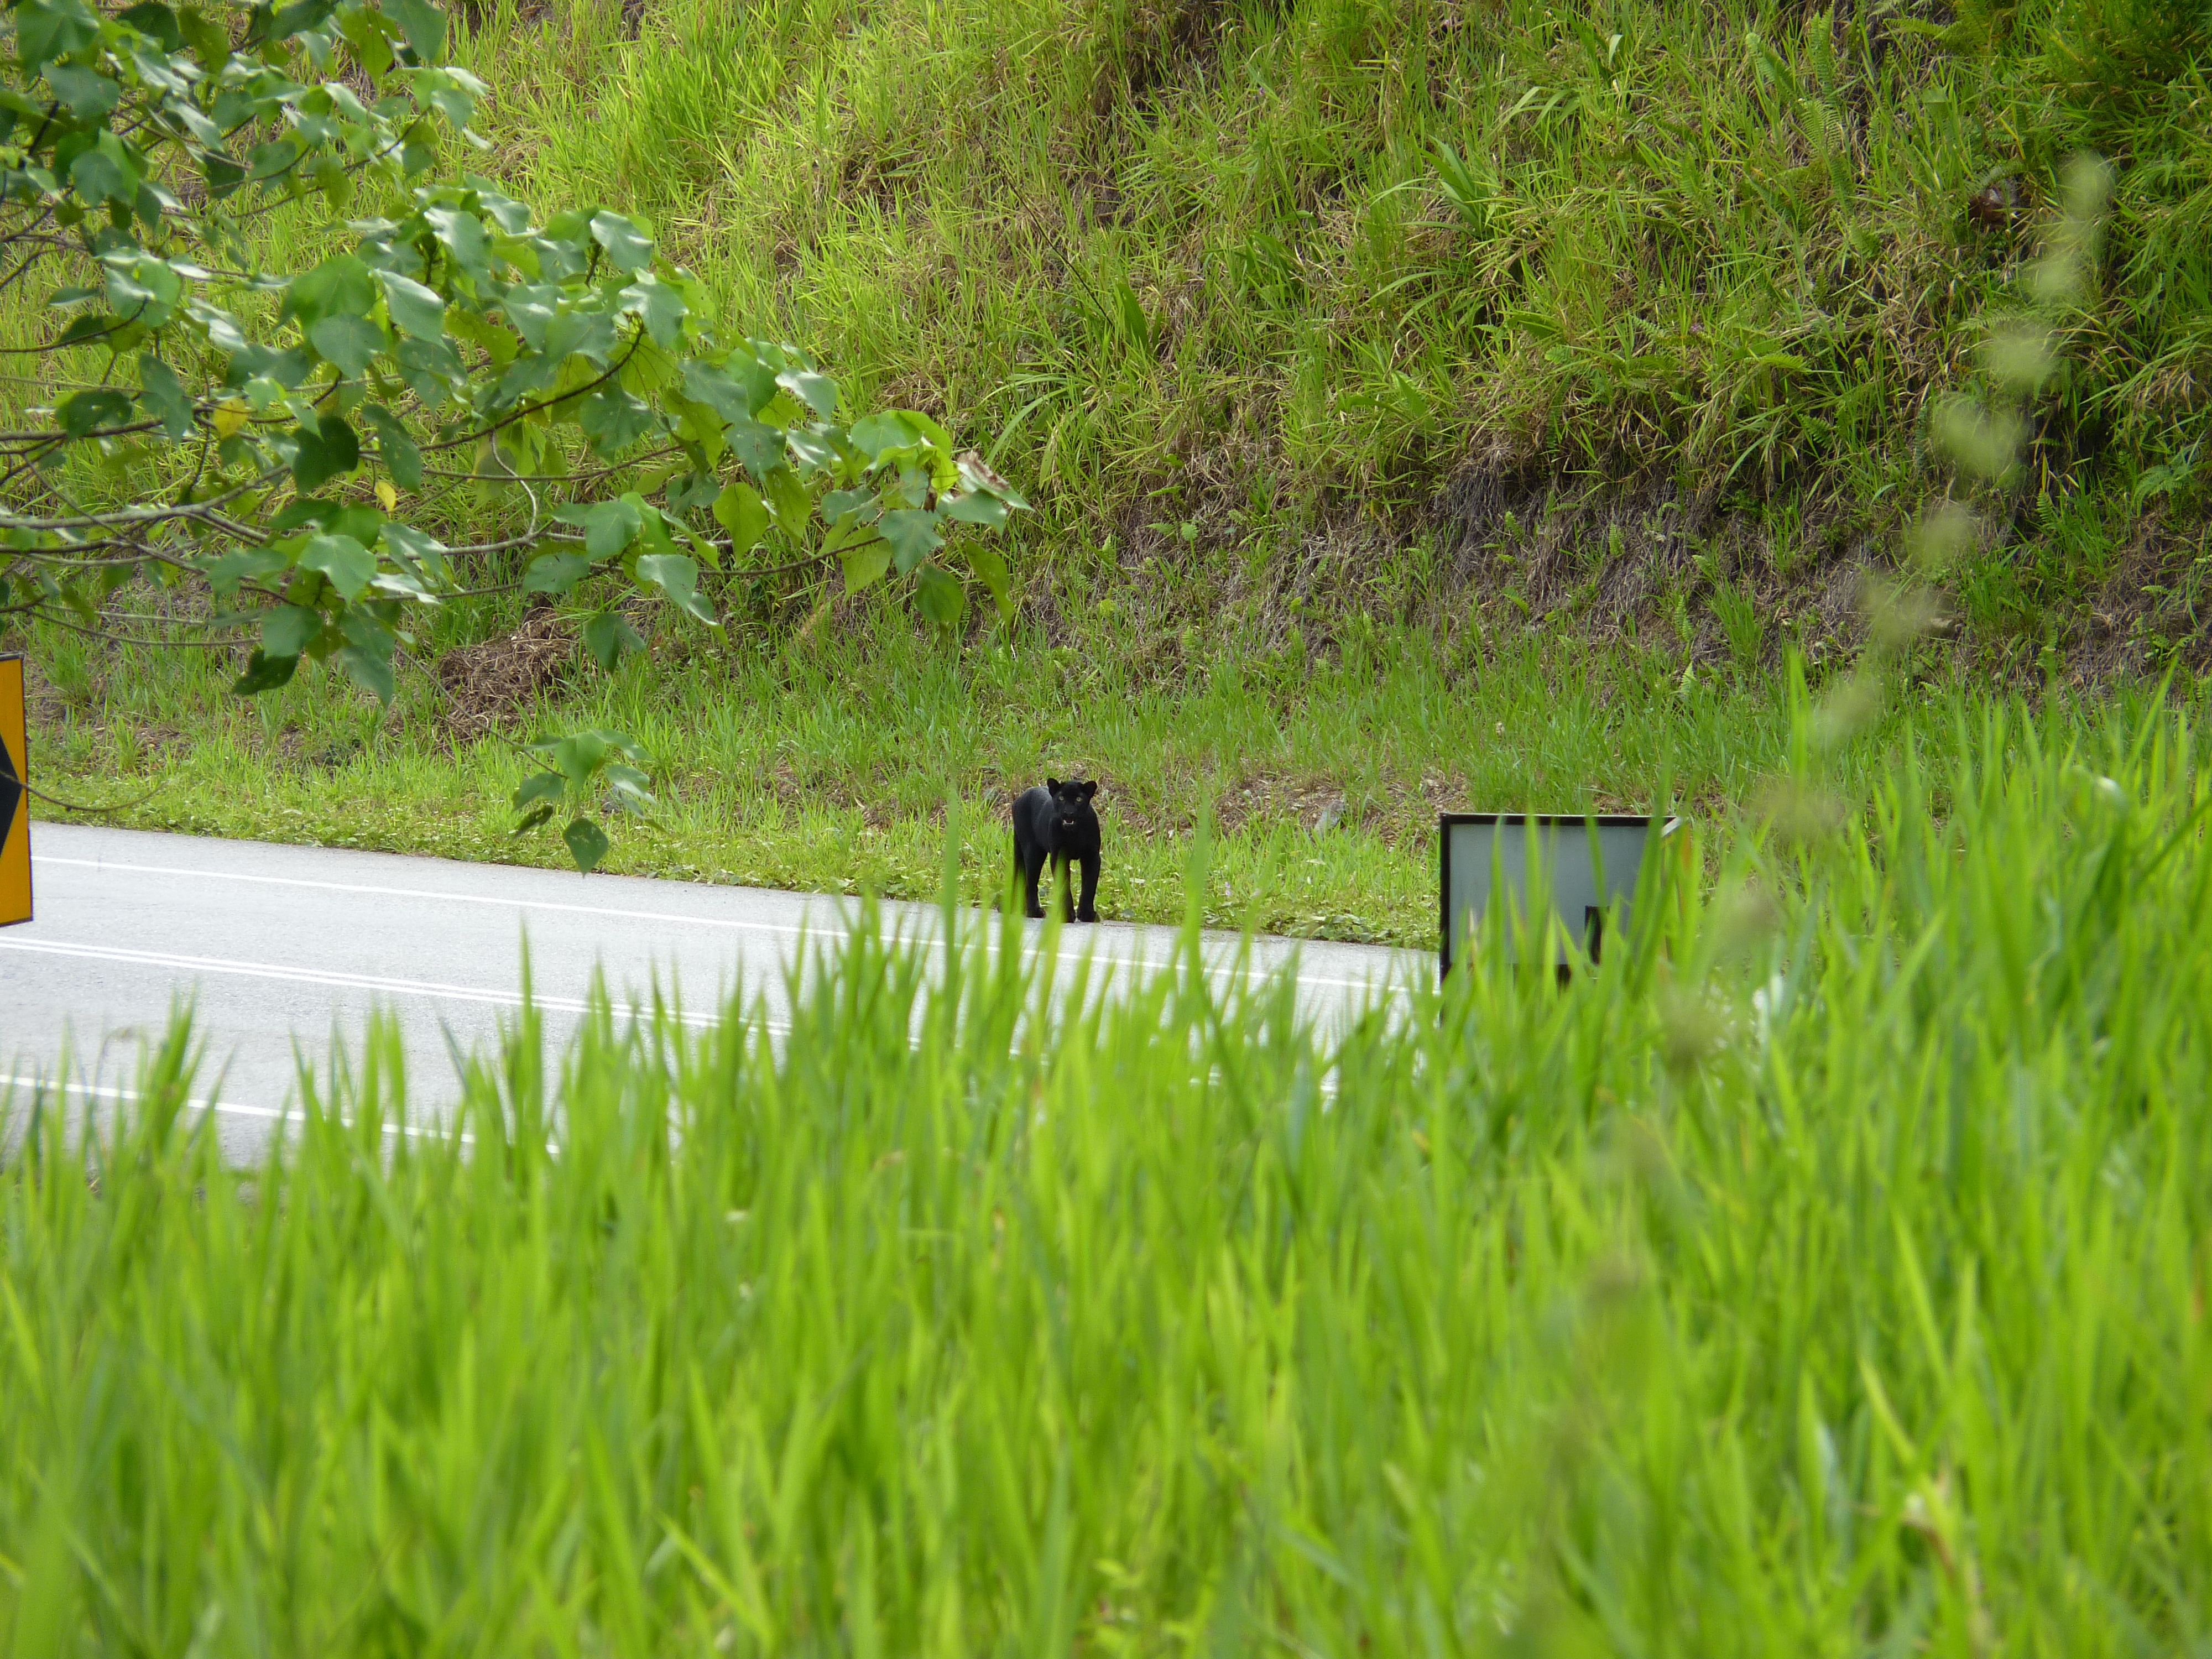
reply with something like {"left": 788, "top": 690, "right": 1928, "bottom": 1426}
{"left": 232, "top": 649, "right": 299, "bottom": 695}
{"left": 603, "top": 761, "right": 653, "bottom": 811}
{"left": 512, "top": 801, "right": 557, "bottom": 834}
{"left": 395, "top": 335, "right": 465, "bottom": 406}
{"left": 57, "top": 388, "right": 133, "bottom": 440}
{"left": 358, "top": 403, "right": 422, "bottom": 489}
{"left": 589, "top": 211, "right": 655, "bottom": 273}
{"left": 776, "top": 369, "right": 838, "bottom": 421}
{"left": 382, "top": 0, "right": 446, "bottom": 60}
{"left": 821, "top": 487, "right": 875, "bottom": 524}
{"left": 680, "top": 361, "right": 752, "bottom": 425}
{"left": 285, "top": 255, "right": 376, "bottom": 328}
{"left": 841, "top": 542, "right": 890, "bottom": 594}
{"left": 713, "top": 482, "right": 769, "bottom": 551}
{"left": 879, "top": 508, "right": 944, "bottom": 575}
{"left": 299, "top": 533, "right": 375, "bottom": 601}
{"left": 259, "top": 604, "right": 324, "bottom": 658}
{"left": 535, "top": 729, "right": 611, "bottom": 787}
{"left": 847, "top": 412, "right": 919, "bottom": 462}
{"left": 2132, "top": 460, "right": 2195, "bottom": 506}
{"left": 820, "top": 509, "right": 872, "bottom": 559}
{"left": 176, "top": 4, "right": 230, "bottom": 66}
{"left": 583, "top": 496, "right": 641, "bottom": 558}
{"left": 501, "top": 283, "right": 560, "bottom": 352}
{"left": 544, "top": 307, "right": 618, "bottom": 366}
{"left": 335, "top": 3, "right": 390, "bottom": 69}
{"left": 764, "top": 466, "right": 809, "bottom": 537}
{"left": 103, "top": 252, "right": 182, "bottom": 323}
{"left": 620, "top": 276, "right": 687, "bottom": 348}
{"left": 336, "top": 643, "right": 397, "bottom": 705}
{"left": 423, "top": 70, "right": 480, "bottom": 128}
{"left": 118, "top": 2, "right": 185, "bottom": 51}
{"left": 271, "top": 499, "right": 338, "bottom": 534}
{"left": 46, "top": 64, "right": 120, "bottom": 119}
{"left": 915, "top": 564, "right": 967, "bottom": 627}
{"left": 722, "top": 347, "right": 779, "bottom": 416}
{"left": 562, "top": 816, "right": 611, "bottom": 874}
{"left": 1113, "top": 280, "right": 1151, "bottom": 353}
{"left": 309, "top": 315, "right": 384, "bottom": 377}
{"left": 785, "top": 427, "right": 838, "bottom": 474}
{"left": 424, "top": 206, "right": 489, "bottom": 278}
{"left": 137, "top": 354, "right": 194, "bottom": 439}
{"left": 290, "top": 414, "right": 360, "bottom": 492}
{"left": 513, "top": 771, "right": 566, "bottom": 810}
{"left": 381, "top": 522, "right": 448, "bottom": 581}
{"left": 727, "top": 419, "right": 785, "bottom": 482}
{"left": 204, "top": 546, "right": 289, "bottom": 593}
{"left": 967, "top": 543, "right": 1014, "bottom": 619}
{"left": 580, "top": 386, "right": 656, "bottom": 455}
{"left": 524, "top": 550, "right": 593, "bottom": 594}
{"left": 943, "top": 491, "right": 1009, "bottom": 528}
{"left": 17, "top": 0, "right": 100, "bottom": 69}
{"left": 636, "top": 552, "right": 714, "bottom": 623}
{"left": 378, "top": 272, "right": 447, "bottom": 340}
{"left": 56, "top": 314, "right": 124, "bottom": 349}
{"left": 630, "top": 509, "right": 678, "bottom": 566}
{"left": 582, "top": 608, "right": 645, "bottom": 669}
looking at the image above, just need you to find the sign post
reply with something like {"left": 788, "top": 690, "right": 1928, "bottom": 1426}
{"left": 1438, "top": 813, "right": 1673, "bottom": 980}
{"left": 1, "top": 654, "right": 29, "bottom": 927}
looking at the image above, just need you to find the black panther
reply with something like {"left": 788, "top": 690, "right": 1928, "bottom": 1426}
{"left": 1011, "top": 778, "right": 1101, "bottom": 922}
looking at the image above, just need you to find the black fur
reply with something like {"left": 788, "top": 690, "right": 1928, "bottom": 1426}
{"left": 1012, "top": 778, "right": 1100, "bottom": 922}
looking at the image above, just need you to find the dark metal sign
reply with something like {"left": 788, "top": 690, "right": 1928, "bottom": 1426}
{"left": 1438, "top": 812, "right": 1673, "bottom": 978}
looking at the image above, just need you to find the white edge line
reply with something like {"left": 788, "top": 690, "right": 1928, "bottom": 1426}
{"left": 0, "top": 1072, "right": 469, "bottom": 1142}
{"left": 35, "top": 854, "right": 818, "bottom": 938}
{"left": 0, "top": 937, "right": 793, "bottom": 1033}
{"left": 33, "top": 854, "right": 1418, "bottom": 995}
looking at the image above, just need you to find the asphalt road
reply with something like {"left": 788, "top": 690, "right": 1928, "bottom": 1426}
{"left": 2, "top": 823, "right": 1424, "bottom": 1160}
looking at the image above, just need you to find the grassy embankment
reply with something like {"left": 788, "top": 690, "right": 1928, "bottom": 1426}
{"left": 5, "top": 704, "right": 2210, "bottom": 1651}
{"left": 12, "top": 0, "right": 2211, "bottom": 939}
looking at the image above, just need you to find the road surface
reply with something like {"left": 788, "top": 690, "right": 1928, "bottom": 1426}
{"left": 2, "top": 824, "right": 1423, "bottom": 1159}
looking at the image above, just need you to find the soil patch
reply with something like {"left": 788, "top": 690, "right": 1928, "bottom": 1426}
{"left": 436, "top": 611, "right": 573, "bottom": 739}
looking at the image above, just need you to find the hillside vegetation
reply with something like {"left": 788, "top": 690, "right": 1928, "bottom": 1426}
{"left": 451, "top": 0, "right": 2210, "bottom": 667}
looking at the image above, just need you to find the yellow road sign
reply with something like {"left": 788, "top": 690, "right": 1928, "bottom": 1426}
{"left": 1, "top": 654, "right": 28, "bottom": 927}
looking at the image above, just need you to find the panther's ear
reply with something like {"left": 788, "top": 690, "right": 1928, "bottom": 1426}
{"left": 1047, "top": 776, "right": 1061, "bottom": 792}
{"left": 1079, "top": 781, "right": 1098, "bottom": 801}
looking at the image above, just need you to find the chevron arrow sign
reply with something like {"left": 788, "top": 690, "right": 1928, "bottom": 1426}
{"left": 1, "top": 655, "right": 29, "bottom": 927}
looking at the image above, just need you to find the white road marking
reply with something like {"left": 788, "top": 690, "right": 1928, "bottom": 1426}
{"left": 33, "top": 854, "right": 1413, "bottom": 996}
{"left": 0, "top": 1072, "right": 467, "bottom": 1141}
{"left": 0, "top": 937, "right": 762, "bottom": 1030}
{"left": 35, "top": 854, "right": 820, "bottom": 937}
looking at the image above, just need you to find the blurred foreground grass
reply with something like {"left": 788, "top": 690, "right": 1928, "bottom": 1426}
{"left": 4, "top": 700, "right": 2211, "bottom": 1652}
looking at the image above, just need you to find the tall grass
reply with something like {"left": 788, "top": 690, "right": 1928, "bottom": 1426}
{"left": 456, "top": 0, "right": 2210, "bottom": 533}
{"left": 29, "top": 598, "right": 1993, "bottom": 947}
{"left": 4, "top": 700, "right": 2209, "bottom": 1652}
{"left": 11, "top": 0, "right": 2202, "bottom": 645}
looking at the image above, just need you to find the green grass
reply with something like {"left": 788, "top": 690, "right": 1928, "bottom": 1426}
{"left": 27, "top": 597, "right": 1973, "bottom": 947}
{"left": 6, "top": 700, "right": 2211, "bottom": 1652}
{"left": 431, "top": 0, "right": 2210, "bottom": 621}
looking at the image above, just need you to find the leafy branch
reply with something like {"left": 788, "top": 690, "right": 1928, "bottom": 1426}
{"left": 0, "top": 0, "right": 1026, "bottom": 869}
